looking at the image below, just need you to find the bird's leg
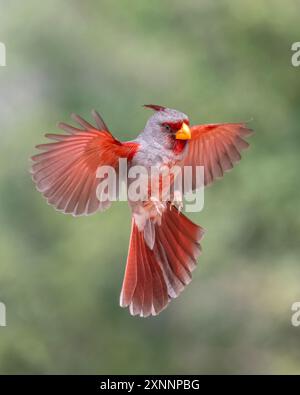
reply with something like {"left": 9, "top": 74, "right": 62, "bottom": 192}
{"left": 149, "top": 196, "right": 166, "bottom": 216}
{"left": 170, "top": 190, "right": 183, "bottom": 213}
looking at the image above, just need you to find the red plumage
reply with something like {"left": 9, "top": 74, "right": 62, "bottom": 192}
{"left": 30, "top": 106, "right": 253, "bottom": 317}
{"left": 143, "top": 104, "right": 167, "bottom": 112}
{"left": 120, "top": 204, "right": 204, "bottom": 316}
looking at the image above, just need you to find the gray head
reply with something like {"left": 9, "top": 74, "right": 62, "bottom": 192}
{"left": 139, "top": 104, "right": 191, "bottom": 150}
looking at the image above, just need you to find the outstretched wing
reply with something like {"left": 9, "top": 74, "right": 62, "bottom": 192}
{"left": 180, "top": 123, "right": 253, "bottom": 190}
{"left": 31, "top": 111, "right": 139, "bottom": 216}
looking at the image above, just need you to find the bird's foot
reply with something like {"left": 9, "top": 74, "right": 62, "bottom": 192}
{"left": 149, "top": 196, "right": 166, "bottom": 216}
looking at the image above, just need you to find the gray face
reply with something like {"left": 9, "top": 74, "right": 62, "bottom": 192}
{"left": 139, "top": 107, "right": 189, "bottom": 149}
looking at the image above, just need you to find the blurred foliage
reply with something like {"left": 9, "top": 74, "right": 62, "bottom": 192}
{"left": 0, "top": 0, "right": 300, "bottom": 374}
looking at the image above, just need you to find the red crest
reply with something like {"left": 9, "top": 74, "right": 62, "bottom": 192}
{"left": 143, "top": 104, "right": 166, "bottom": 112}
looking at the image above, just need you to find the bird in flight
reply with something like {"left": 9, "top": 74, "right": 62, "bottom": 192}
{"left": 31, "top": 104, "right": 253, "bottom": 317}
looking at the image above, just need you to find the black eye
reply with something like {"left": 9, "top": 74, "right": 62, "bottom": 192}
{"left": 165, "top": 125, "right": 171, "bottom": 131}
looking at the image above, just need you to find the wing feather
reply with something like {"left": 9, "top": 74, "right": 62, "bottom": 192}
{"left": 181, "top": 123, "right": 253, "bottom": 190}
{"left": 31, "top": 111, "right": 139, "bottom": 216}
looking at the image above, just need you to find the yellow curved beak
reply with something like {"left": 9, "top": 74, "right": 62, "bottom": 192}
{"left": 175, "top": 122, "right": 191, "bottom": 140}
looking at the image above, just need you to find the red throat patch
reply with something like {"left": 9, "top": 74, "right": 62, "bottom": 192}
{"left": 173, "top": 139, "right": 188, "bottom": 155}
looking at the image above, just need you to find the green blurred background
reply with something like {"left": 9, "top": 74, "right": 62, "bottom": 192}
{"left": 0, "top": 0, "right": 300, "bottom": 374}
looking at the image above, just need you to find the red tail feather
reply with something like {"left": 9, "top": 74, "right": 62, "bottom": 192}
{"left": 120, "top": 205, "right": 205, "bottom": 317}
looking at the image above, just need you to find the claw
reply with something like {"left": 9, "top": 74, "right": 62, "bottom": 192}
{"left": 150, "top": 196, "right": 165, "bottom": 216}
